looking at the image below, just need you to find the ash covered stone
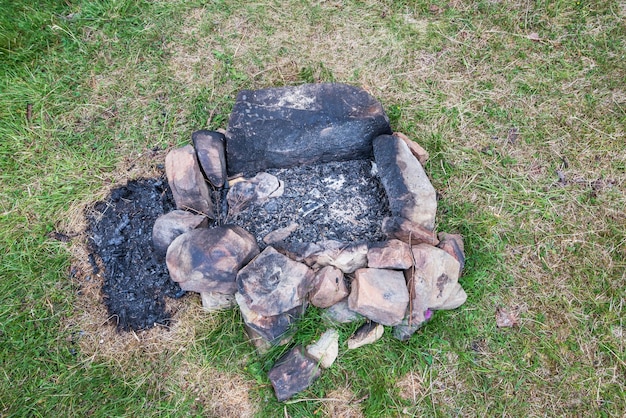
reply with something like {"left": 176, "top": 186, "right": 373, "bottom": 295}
{"left": 226, "top": 159, "right": 391, "bottom": 247}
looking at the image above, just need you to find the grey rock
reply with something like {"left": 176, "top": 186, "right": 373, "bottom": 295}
{"left": 373, "top": 135, "right": 437, "bottom": 230}
{"left": 308, "top": 266, "right": 349, "bottom": 309}
{"left": 305, "top": 329, "right": 339, "bottom": 369}
{"left": 348, "top": 268, "right": 410, "bottom": 326}
{"left": 347, "top": 322, "right": 384, "bottom": 349}
{"left": 200, "top": 292, "right": 235, "bottom": 311}
{"left": 236, "top": 246, "right": 313, "bottom": 317}
{"left": 165, "top": 145, "right": 213, "bottom": 216}
{"left": 382, "top": 216, "right": 439, "bottom": 246}
{"left": 165, "top": 226, "right": 259, "bottom": 294}
{"left": 152, "top": 210, "right": 208, "bottom": 256}
{"left": 303, "top": 240, "right": 368, "bottom": 274}
{"left": 227, "top": 172, "right": 282, "bottom": 214}
{"left": 367, "top": 239, "right": 413, "bottom": 270}
{"left": 226, "top": 83, "right": 391, "bottom": 175}
{"left": 322, "top": 299, "right": 364, "bottom": 324}
{"left": 268, "top": 346, "right": 321, "bottom": 402}
{"left": 192, "top": 130, "right": 227, "bottom": 188}
{"left": 392, "top": 309, "right": 433, "bottom": 341}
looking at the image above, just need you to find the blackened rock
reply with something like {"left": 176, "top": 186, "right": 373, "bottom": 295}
{"left": 382, "top": 216, "right": 439, "bottom": 246}
{"left": 236, "top": 246, "right": 313, "bottom": 317}
{"left": 373, "top": 135, "right": 437, "bottom": 230}
{"left": 268, "top": 346, "right": 321, "bottom": 402}
{"left": 226, "top": 83, "right": 392, "bottom": 175}
{"left": 192, "top": 130, "right": 227, "bottom": 188}
{"left": 152, "top": 210, "right": 208, "bottom": 256}
{"left": 166, "top": 225, "right": 259, "bottom": 294}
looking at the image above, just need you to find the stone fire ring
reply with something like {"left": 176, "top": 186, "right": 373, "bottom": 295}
{"left": 156, "top": 83, "right": 468, "bottom": 401}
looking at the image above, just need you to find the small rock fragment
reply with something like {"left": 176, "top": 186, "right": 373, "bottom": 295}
{"left": 367, "top": 239, "right": 413, "bottom": 270}
{"left": 268, "top": 346, "right": 321, "bottom": 402}
{"left": 200, "top": 292, "right": 235, "bottom": 311}
{"left": 348, "top": 268, "right": 409, "bottom": 326}
{"left": 192, "top": 130, "right": 227, "bottom": 188}
{"left": 309, "top": 266, "right": 349, "bottom": 308}
{"left": 305, "top": 329, "right": 339, "bottom": 369}
{"left": 165, "top": 145, "right": 213, "bottom": 216}
{"left": 263, "top": 222, "right": 299, "bottom": 245}
{"left": 152, "top": 210, "right": 208, "bottom": 256}
{"left": 227, "top": 172, "right": 282, "bottom": 213}
{"left": 347, "top": 322, "right": 384, "bottom": 349}
{"left": 236, "top": 293, "right": 302, "bottom": 347}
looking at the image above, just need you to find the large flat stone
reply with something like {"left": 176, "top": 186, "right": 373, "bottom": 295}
{"left": 373, "top": 135, "right": 437, "bottom": 230}
{"left": 165, "top": 145, "right": 213, "bottom": 216}
{"left": 303, "top": 240, "right": 368, "bottom": 274}
{"left": 192, "top": 130, "right": 227, "bottom": 188}
{"left": 382, "top": 216, "right": 439, "bottom": 246}
{"left": 226, "top": 83, "right": 391, "bottom": 175}
{"left": 236, "top": 246, "right": 313, "bottom": 317}
{"left": 348, "top": 268, "right": 409, "bottom": 326}
{"left": 165, "top": 226, "right": 259, "bottom": 294}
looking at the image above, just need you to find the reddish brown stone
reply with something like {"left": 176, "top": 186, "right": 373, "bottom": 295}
{"left": 165, "top": 145, "right": 213, "bottom": 216}
{"left": 393, "top": 132, "right": 429, "bottom": 165}
{"left": 268, "top": 346, "right": 321, "bottom": 402}
{"left": 348, "top": 268, "right": 409, "bottom": 326}
{"left": 367, "top": 239, "right": 413, "bottom": 270}
{"left": 152, "top": 210, "right": 208, "bottom": 256}
{"left": 437, "top": 232, "right": 465, "bottom": 273}
{"left": 309, "top": 266, "right": 349, "bottom": 308}
{"left": 192, "top": 130, "right": 227, "bottom": 188}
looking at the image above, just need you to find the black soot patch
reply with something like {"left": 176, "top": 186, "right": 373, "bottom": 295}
{"left": 86, "top": 177, "right": 183, "bottom": 331}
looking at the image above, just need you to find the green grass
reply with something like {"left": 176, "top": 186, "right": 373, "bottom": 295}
{"left": 1, "top": 0, "right": 625, "bottom": 416}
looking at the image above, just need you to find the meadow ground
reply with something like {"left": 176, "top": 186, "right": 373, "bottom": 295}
{"left": 1, "top": 1, "right": 624, "bottom": 416}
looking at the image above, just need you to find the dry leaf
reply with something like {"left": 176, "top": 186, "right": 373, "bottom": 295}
{"left": 527, "top": 32, "right": 541, "bottom": 41}
{"left": 496, "top": 307, "right": 518, "bottom": 328}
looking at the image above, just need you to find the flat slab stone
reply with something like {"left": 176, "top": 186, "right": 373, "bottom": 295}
{"left": 165, "top": 145, "right": 213, "bottom": 216}
{"left": 348, "top": 268, "right": 409, "bottom": 326}
{"left": 373, "top": 135, "right": 437, "bottom": 230}
{"left": 321, "top": 298, "right": 364, "bottom": 324}
{"left": 268, "top": 346, "right": 321, "bottom": 402}
{"left": 393, "top": 132, "right": 429, "bottom": 166}
{"left": 226, "top": 83, "right": 392, "bottom": 175}
{"left": 347, "top": 322, "right": 384, "bottom": 350}
{"left": 152, "top": 210, "right": 208, "bottom": 256}
{"left": 192, "top": 130, "right": 227, "bottom": 188}
{"left": 303, "top": 240, "right": 368, "bottom": 274}
{"left": 367, "top": 239, "right": 413, "bottom": 270}
{"left": 165, "top": 226, "right": 259, "bottom": 294}
{"left": 305, "top": 329, "right": 339, "bottom": 369}
{"left": 237, "top": 246, "right": 313, "bottom": 317}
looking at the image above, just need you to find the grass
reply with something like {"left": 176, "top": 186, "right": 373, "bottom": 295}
{"left": 1, "top": 0, "right": 624, "bottom": 416}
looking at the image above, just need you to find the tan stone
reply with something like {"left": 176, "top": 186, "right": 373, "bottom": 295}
{"left": 348, "top": 268, "right": 409, "bottom": 326}
{"left": 309, "top": 266, "right": 349, "bottom": 308}
{"left": 304, "top": 240, "right": 368, "bottom": 274}
{"left": 305, "top": 329, "right": 339, "bottom": 369}
{"left": 437, "top": 232, "right": 465, "bottom": 273}
{"left": 152, "top": 210, "right": 208, "bottom": 256}
{"left": 200, "top": 292, "right": 235, "bottom": 311}
{"left": 367, "top": 239, "right": 413, "bottom": 270}
{"left": 393, "top": 132, "right": 429, "bottom": 165}
{"left": 192, "top": 130, "right": 227, "bottom": 188}
{"left": 347, "top": 322, "right": 384, "bottom": 349}
{"left": 165, "top": 145, "right": 213, "bottom": 216}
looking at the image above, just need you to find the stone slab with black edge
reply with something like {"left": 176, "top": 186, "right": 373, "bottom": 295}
{"left": 165, "top": 144, "right": 214, "bottom": 216}
{"left": 192, "top": 130, "right": 227, "bottom": 188}
{"left": 382, "top": 216, "right": 439, "bottom": 246}
{"left": 165, "top": 225, "right": 259, "bottom": 294}
{"left": 226, "top": 83, "right": 392, "bottom": 175}
{"left": 236, "top": 246, "right": 313, "bottom": 317}
{"left": 152, "top": 210, "right": 208, "bottom": 257}
{"left": 437, "top": 232, "right": 466, "bottom": 273}
{"left": 268, "top": 346, "right": 321, "bottom": 402}
{"left": 373, "top": 134, "right": 437, "bottom": 231}
{"left": 366, "top": 239, "right": 413, "bottom": 270}
{"left": 347, "top": 321, "right": 384, "bottom": 349}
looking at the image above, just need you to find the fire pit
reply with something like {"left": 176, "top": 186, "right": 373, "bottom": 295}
{"left": 86, "top": 83, "right": 467, "bottom": 401}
